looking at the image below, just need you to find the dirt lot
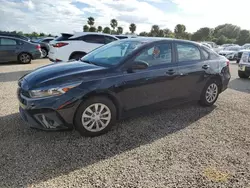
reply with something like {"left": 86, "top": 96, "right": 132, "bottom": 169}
{"left": 0, "top": 59, "right": 250, "bottom": 188}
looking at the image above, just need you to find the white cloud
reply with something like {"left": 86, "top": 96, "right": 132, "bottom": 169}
{"left": 1, "top": 0, "right": 250, "bottom": 35}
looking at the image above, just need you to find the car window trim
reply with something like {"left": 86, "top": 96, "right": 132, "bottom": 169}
{"left": 174, "top": 41, "right": 202, "bottom": 63}
{"left": 119, "top": 40, "right": 175, "bottom": 72}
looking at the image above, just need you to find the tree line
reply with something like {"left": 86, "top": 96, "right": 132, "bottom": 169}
{"left": 83, "top": 17, "right": 250, "bottom": 45}
{"left": 0, "top": 31, "right": 54, "bottom": 38}
{"left": 2, "top": 17, "right": 250, "bottom": 45}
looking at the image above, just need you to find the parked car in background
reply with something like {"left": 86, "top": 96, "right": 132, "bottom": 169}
{"left": 242, "top": 43, "right": 250, "bottom": 49}
{"left": 0, "top": 32, "right": 30, "bottom": 42}
{"left": 114, "top": 34, "right": 137, "bottom": 39}
{"left": 32, "top": 37, "right": 55, "bottom": 58}
{"left": 219, "top": 46, "right": 242, "bottom": 60}
{"left": 238, "top": 51, "right": 250, "bottom": 78}
{"left": 236, "top": 49, "right": 250, "bottom": 63}
{"left": 0, "top": 35, "right": 41, "bottom": 64}
{"left": 18, "top": 38, "right": 230, "bottom": 136}
{"left": 48, "top": 32, "right": 118, "bottom": 62}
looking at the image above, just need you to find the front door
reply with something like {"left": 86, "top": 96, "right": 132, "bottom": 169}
{"left": 118, "top": 42, "right": 180, "bottom": 110}
{"left": 0, "top": 37, "right": 18, "bottom": 62}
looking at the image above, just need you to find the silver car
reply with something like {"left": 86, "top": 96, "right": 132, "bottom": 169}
{"left": 0, "top": 35, "right": 42, "bottom": 64}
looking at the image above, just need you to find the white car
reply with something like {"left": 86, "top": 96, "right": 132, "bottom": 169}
{"left": 48, "top": 32, "right": 118, "bottom": 62}
{"left": 218, "top": 46, "right": 242, "bottom": 60}
{"left": 238, "top": 50, "right": 250, "bottom": 78}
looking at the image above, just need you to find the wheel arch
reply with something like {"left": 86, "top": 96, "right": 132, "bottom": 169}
{"left": 69, "top": 51, "right": 87, "bottom": 60}
{"left": 208, "top": 74, "right": 223, "bottom": 93}
{"left": 74, "top": 90, "right": 123, "bottom": 123}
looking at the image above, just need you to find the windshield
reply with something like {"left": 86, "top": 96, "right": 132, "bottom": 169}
{"left": 81, "top": 40, "right": 147, "bottom": 67}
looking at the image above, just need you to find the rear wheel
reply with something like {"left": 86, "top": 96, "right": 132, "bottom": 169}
{"left": 18, "top": 53, "right": 32, "bottom": 64}
{"left": 41, "top": 48, "right": 48, "bottom": 58}
{"left": 199, "top": 80, "right": 219, "bottom": 107}
{"left": 69, "top": 52, "right": 86, "bottom": 61}
{"left": 74, "top": 96, "right": 117, "bottom": 137}
{"left": 238, "top": 71, "right": 249, "bottom": 79}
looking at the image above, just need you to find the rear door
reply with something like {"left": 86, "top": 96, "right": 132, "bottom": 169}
{"left": 0, "top": 37, "right": 18, "bottom": 62}
{"left": 175, "top": 42, "right": 210, "bottom": 100}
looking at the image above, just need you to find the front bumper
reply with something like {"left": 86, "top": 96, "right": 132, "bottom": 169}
{"left": 238, "top": 64, "right": 250, "bottom": 76}
{"left": 17, "top": 87, "right": 81, "bottom": 131}
{"left": 19, "top": 107, "right": 72, "bottom": 131}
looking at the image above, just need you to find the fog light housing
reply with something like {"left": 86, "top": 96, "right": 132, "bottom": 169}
{"left": 35, "top": 113, "right": 63, "bottom": 129}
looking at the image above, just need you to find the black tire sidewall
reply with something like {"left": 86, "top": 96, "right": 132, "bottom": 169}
{"left": 18, "top": 53, "right": 31, "bottom": 64}
{"left": 41, "top": 48, "right": 48, "bottom": 58}
{"left": 238, "top": 71, "right": 249, "bottom": 79}
{"left": 70, "top": 53, "right": 86, "bottom": 60}
{"left": 74, "top": 96, "right": 117, "bottom": 137}
{"left": 200, "top": 80, "right": 219, "bottom": 106}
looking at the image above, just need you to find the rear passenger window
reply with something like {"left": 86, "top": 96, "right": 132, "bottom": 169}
{"left": 135, "top": 43, "right": 172, "bottom": 67}
{"left": 201, "top": 48, "right": 209, "bottom": 60}
{"left": 0, "top": 38, "right": 17, "bottom": 45}
{"left": 82, "top": 35, "right": 105, "bottom": 44}
{"left": 177, "top": 43, "right": 201, "bottom": 62}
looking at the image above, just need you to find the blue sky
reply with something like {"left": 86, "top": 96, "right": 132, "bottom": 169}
{"left": 1, "top": 0, "right": 250, "bottom": 35}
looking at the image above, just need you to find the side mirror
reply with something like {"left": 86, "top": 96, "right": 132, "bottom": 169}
{"left": 131, "top": 60, "right": 149, "bottom": 70}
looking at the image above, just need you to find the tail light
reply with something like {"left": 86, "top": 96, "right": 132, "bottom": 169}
{"left": 226, "top": 60, "right": 230, "bottom": 66}
{"left": 36, "top": 45, "right": 41, "bottom": 49}
{"left": 52, "top": 42, "right": 68, "bottom": 48}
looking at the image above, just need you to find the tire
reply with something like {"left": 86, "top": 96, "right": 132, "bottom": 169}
{"left": 199, "top": 79, "right": 220, "bottom": 107}
{"left": 238, "top": 71, "right": 249, "bottom": 79}
{"left": 70, "top": 53, "right": 86, "bottom": 61}
{"left": 18, "top": 53, "right": 32, "bottom": 64}
{"left": 74, "top": 96, "right": 117, "bottom": 137}
{"left": 41, "top": 48, "right": 48, "bottom": 58}
{"left": 236, "top": 60, "right": 240, "bottom": 64}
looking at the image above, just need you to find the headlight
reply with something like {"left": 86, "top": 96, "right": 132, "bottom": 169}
{"left": 29, "top": 83, "right": 81, "bottom": 98}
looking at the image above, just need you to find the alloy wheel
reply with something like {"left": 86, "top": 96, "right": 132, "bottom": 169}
{"left": 20, "top": 54, "right": 31, "bottom": 63}
{"left": 81, "top": 103, "right": 111, "bottom": 132}
{"left": 205, "top": 83, "right": 218, "bottom": 103}
{"left": 41, "top": 49, "right": 47, "bottom": 58}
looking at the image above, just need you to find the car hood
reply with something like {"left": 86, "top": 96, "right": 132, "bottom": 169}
{"left": 22, "top": 61, "right": 106, "bottom": 90}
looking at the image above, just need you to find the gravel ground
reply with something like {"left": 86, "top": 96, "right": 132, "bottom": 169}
{"left": 0, "top": 60, "right": 250, "bottom": 188}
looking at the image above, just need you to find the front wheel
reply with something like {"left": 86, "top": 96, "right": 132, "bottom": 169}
{"left": 199, "top": 80, "right": 219, "bottom": 107}
{"left": 238, "top": 71, "right": 249, "bottom": 79}
{"left": 74, "top": 96, "right": 117, "bottom": 137}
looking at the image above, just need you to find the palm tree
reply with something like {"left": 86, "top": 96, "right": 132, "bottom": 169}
{"left": 110, "top": 19, "right": 118, "bottom": 32}
{"left": 83, "top": 25, "right": 89, "bottom": 32}
{"left": 97, "top": 26, "right": 103, "bottom": 32}
{"left": 103, "top": 27, "right": 111, "bottom": 34}
{"left": 151, "top": 25, "right": 160, "bottom": 36}
{"left": 129, "top": 23, "right": 136, "bottom": 34}
{"left": 174, "top": 24, "right": 186, "bottom": 39}
{"left": 89, "top": 27, "right": 96, "bottom": 32}
{"left": 87, "top": 17, "right": 95, "bottom": 27}
{"left": 117, "top": 27, "right": 123, "bottom": 34}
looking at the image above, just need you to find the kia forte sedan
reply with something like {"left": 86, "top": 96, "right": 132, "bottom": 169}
{"left": 17, "top": 38, "right": 231, "bottom": 136}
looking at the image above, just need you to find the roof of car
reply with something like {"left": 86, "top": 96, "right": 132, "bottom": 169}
{"left": 120, "top": 37, "right": 201, "bottom": 45}
{"left": 70, "top": 32, "right": 118, "bottom": 39}
{"left": 0, "top": 35, "right": 26, "bottom": 41}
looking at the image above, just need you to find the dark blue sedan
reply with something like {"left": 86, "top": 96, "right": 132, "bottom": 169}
{"left": 17, "top": 38, "right": 231, "bottom": 136}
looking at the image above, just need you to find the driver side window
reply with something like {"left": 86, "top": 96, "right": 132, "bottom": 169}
{"left": 135, "top": 43, "right": 172, "bottom": 67}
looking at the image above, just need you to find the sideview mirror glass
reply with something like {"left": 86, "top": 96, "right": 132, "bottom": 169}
{"left": 131, "top": 60, "right": 149, "bottom": 70}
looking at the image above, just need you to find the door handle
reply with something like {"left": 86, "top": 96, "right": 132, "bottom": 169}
{"left": 202, "top": 65, "right": 210, "bottom": 69}
{"left": 166, "top": 69, "right": 175, "bottom": 75}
